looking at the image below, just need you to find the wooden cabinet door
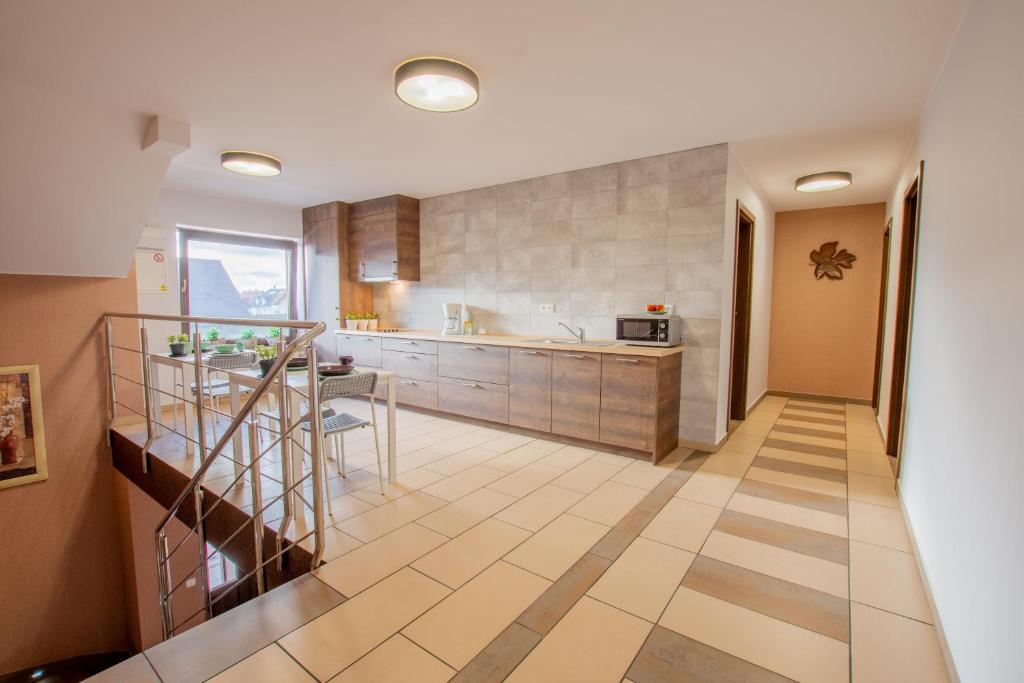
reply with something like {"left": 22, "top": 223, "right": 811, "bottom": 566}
{"left": 509, "top": 348, "right": 552, "bottom": 432}
{"left": 437, "top": 377, "right": 509, "bottom": 424}
{"left": 338, "top": 334, "right": 381, "bottom": 367}
{"left": 551, "top": 351, "right": 602, "bottom": 441}
{"left": 350, "top": 213, "right": 398, "bottom": 281}
{"left": 437, "top": 342, "right": 509, "bottom": 384}
{"left": 381, "top": 350, "right": 437, "bottom": 382}
{"left": 600, "top": 354, "right": 658, "bottom": 451}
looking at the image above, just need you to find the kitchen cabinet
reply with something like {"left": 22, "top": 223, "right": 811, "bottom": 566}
{"left": 381, "top": 349, "right": 437, "bottom": 382}
{"left": 600, "top": 354, "right": 658, "bottom": 451}
{"left": 349, "top": 195, "right": 420, "bottom": 282}
{"left": 437, "top": 377, "right": 509, "bottom": 424}
{"left": 337, "top": 334, "right": 381, "bottom": 368}
{"left": 551, "top": 350, "right": 602, "bottom": 441}
{"left": 394, "top": 377, "right": 437, "bottom": 410}
{"left": 438, "top": 341, "right": 509, "bottom": 384}
{"left": 508, "top": 348, "right": 552, "bottom": 432}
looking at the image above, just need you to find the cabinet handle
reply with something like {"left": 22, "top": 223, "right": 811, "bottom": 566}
{"left": 365, "top": 338, "right": 375, "bottom": 342}
{"left": 615, "top": 358, "right": 640, "bottom": 363}
{"left": 468, "top": 346, "right": 484, "bottom": 351}
{"left": 392, "top": 260, "right": 398, "bottom": 276}
{"left": 401, "top": 354, "right": 417, "bottom": 359}
{"left": 401, "top": 380, "right": 417, "bottom": 385}
{"left": 461, "top": 382, "right": 483, "bottom": 388}
{"left": 564, "top": 354, "right": 585, "bottom": 359}
{"left": 520, "top": 350, "right": 542, "bottom": 355}
{"left": 401, "top": 340, "right": 416, "bottom": 345}
{"left": 359, "top": 262, "right": 366, "bottom": 277}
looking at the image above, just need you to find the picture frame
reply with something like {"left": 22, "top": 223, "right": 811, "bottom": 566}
{"left": 0, "top": 364, "right": 47, "bottom": 490}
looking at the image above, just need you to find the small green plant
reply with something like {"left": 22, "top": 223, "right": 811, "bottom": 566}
{"left": 203, "top": 327, "right": 220, "bottom": 342}
{"left": 167, "top": 334, "right": 189, "bottom": 344}
{"left": 268, "top": 327, "right": 281, "bottom": 339}
{"left": 239, "top": 328, "right": 255, "bottom": 340}
{"left": 256, "top": 345, "right": 278, "bottom": 360}
{"left": 368, "top": 312, "right": 381, "bottom": 320}
{"left": 345, "top": 312, "right": 361, "bottom": 320}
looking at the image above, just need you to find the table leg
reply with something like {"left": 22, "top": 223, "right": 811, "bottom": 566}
{"left": 182, "top": 382, "right": 196, "bottom": 459}
{"left": 387, "top": 375, "right": 396, "bottom": 483}
{"left": 288, "top": 386, "right": 305, "bottom": 511}
{"left": 149, "top": 357, "right": 163, "bottom": 436}
{"left": 228, "top": 378, "right": 244, "bottom": 480}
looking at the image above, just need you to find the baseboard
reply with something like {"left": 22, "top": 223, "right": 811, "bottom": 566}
{"left": 896, "top": 482, "right": 961, "bottom": 683}
{"left": 766, "top": 389, "right": 871, "bottom": 405}
{"left": 746, "top": 389, "right": 769, "bottom": 414}
{"left": 677, "top": 432, "right": 727, "bottom": 454}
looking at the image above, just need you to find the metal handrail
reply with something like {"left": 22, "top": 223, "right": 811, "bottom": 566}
{"left": 103, "top": 312, "right": 327, "bottom": 641}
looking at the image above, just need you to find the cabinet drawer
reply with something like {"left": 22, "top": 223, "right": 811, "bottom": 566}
{"left": 551, "top": 351, "right": 602, "bottom": 441}
{"left": 381, "top": 337, "right": 438, "bottom": 354}
{"left": 600, "top": 354, "right": 658, "bottom": 451}
{"left": 394, "top": 377, "right": 437, "bottom": 410}
{"left": 437, "top": 377, "right": 509, "bottom": 424}
{"left": 381, "top": 349, "right": 437, "bottom": 381}
{"left": 337, "top": 334, "right": 381, "bottom": 368}
{"left": 509, "top": 348, "right": 552, "bottom": 432}
{"left": 438, "top": 342, "right": 509, "bottom": 384}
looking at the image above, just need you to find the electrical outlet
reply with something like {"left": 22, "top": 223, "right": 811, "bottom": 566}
{"left": 538, "top": 303, "right": 555, "bottom": 313}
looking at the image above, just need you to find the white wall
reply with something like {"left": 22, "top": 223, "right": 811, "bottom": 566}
{"left": 718, "top": 147, "right": 775, "bottom": 438}
{"left": 878, "top": 1, "right": 1022, "bottom": 680}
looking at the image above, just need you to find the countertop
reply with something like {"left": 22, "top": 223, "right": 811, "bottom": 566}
{"left": 334, "top": 328, "right": 684, "bottom": 357}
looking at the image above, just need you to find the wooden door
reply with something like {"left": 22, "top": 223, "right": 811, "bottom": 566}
{"left": 303, "top": 202, "right": 343, "bottom": 360}
{"left": 509, "top": 348, "right": 552, "bottom": 432}
{"left": 600, "top": 354, "right": 657, "bottom": 451}
{"left": 728, "top": 204, "right": 755, "bottom": 420}
{"left": 551, "top": 351, "right": 601, "bottom": 440}
{"left": 872, "top": 220, "right": 892, "bottom": 411}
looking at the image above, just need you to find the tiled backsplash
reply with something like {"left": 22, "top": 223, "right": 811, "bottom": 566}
{"left": 374, "top": 143, "right": 729, "bottom": 444}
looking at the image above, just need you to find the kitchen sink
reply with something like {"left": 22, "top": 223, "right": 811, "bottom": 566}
{"left": 525, "top": 339, "right": 618, "bottom": 347}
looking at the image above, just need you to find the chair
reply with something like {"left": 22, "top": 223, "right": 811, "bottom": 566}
{"left": 183, "top": 351, "right": 257, "bottom": 446}
{"left": 301, "top": 371, "right": 385, "bottom": 514}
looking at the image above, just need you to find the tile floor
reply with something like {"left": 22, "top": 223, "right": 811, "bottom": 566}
{"left": 115, "top": 396, "right": 950, "bottom": 682}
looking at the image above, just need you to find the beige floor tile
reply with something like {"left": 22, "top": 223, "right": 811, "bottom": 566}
{"left": 728, "top": 492, "right": 848, "bottom": 538}
{"left": 660, "top": 587, "right": 849, "bottom": 683}
{"left": 404, "top": 560, "right": 550, "bottom": 669}
{"left": 786, "top": 407, "right": 843, "bottom": 421}
{"left": 336, "top": 491, "right": 448, "bottom": 542}
{"left": 495, "top": 484, "right": 586, "bottom": 532}
{"left": 393, "top": 447, "right": 449, "bottom": 471}
{"left": 278, "top": 568, "right": 450, "bottom": 681}
{"left": 331, "top": 634, "right": 455, "bottom": 683}
{"left": 423, "top": 448, "right": 499, "bottom": 476}
{"left": 552, "top": 459, "right": 625, "bottom": 493}
{"left": 845, "top": 421, "right": 882, "bottom": 438}
{"left": 851, "top": 603, "right": 948, "bottom": 683}
{"left": 478, "top": 432, "right": 537, "bottom": 453}
{"left": 721, "top": 432, "right": 766, "bottom": 455}
{"left": 699, "top": 449, "right": 756, "bottom": 477}
{"left": 845, "top": 404, "right": 877, "bottom": 419}
{"left": 432, "top": 430, "right": 501, "bottom": 455}
{"left": 701, "top": 530, "right": 849, "bottom": 598}
{"left": 325, "top": 494, "right": 376, "bottom": 522}
{"left": 733, "top": 419, "right": 774, "bottom": 437}
{"left": 412, "top": 518, "right": 531, "bottom": 589}
{"left": 640, "top": 497, "right": 722, "bottom": 552}
{"left": 588, "top": 537, "right": 696, "bottom": 621}
{"left": 487, "top": 462, "right": 564, "bottom": 498}
{"left": 747, "top": 466, "right": 848, "bottom": 498}
{"left": 675, "top": 470, "right": 742, "bottom": 507}
{"left": 847, "top": 450, "right": 894, "bottom": 479}
{"left": 744, "top": 409, "right": 782, "bottom": 424}
{"left": 568, "top": 481, "right": 648, "bottom": 526}
{"left": 847, "top": 472, "right": 899, "bottom": 508}
{"left": 209, "top": 644, "right": 314, "bottom": 682}
{"left": 416, "top": 488, "right": 518, "bottom": 537}
{"left": 314, "top": 523, "right": 448, "bottom": 596}
{"left": 320, "top": 526, "right": 364, "bottom": 562}
{"left": 849, "top": 541, "right": 932, "bottom": 623}
{"left": 590, "top": 451, "right": 636, "bottom": 467}
{"left": 485, "top": 440, "right": 565, "bottom": 472}
{"left": 536, "top": 444, "right": 596, "bottom": 470}
{"left": 847, "top": 434, "right": 885, "bottom": 455}
{"left": 769, "top": 430, "right": 846, "bottom": 450}
{"left": 776, "top": 417, "right": 845, "bottom": 434}
{"left": 760, "top": 445, "right": 846, "bottom": 471}
{"left": 848, "top": 501, "right": 912, "bottom": 552}
{"left": 507, "top": 597, "right": 652, "bottom": 683}
{"left": 504, "top": 514, "right": 610, "bottom": 580}
{"left": 421, "top": 465, "right": 507, "bottom": 502}
{"left": 611, "top": 459, "right": 675, "bottom": 490}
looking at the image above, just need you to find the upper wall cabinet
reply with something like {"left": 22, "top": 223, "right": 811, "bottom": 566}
{"left": 349, "top": 194, "right": 420, "bottom": 282}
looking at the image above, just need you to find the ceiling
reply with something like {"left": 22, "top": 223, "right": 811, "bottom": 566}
{"left": 1, "top": 0, "right": 965, "bottom": 212}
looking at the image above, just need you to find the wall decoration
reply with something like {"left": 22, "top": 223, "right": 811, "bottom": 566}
{"left": 0, "top": 365, "right": 47, "bottom": 490}
{"left": 810, "top": 241, "right": 857, "bottom": 280}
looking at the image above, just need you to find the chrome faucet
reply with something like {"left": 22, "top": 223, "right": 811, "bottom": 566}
{"left": 558, "top": 322, "right": 586, "bottom": 344}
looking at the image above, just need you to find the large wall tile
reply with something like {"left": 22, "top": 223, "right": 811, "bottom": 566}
{"left": 618, "top": 155, "right": 669, "bottom": 188}
{"left": 500, "top": 248, "right": 532, "bottom": 271}
{"left": 437, "top": 233, "right": 465, "bottom": 255}
{"left": 572, "top": 216, "right": 618, "bottom": 242}
{"left": 531, "top": 245, "right": 574, "bottom": 270}
{"left": 667, "top": 262, "right": 723, "bottom": 291}
{"left": 615, "top": 265, "right": 666, "bottom": 292}
{"left": 533, "top": 172, "right": 573, "bottom": 199}
{"left": 497, "top": 203, "right": 530, "bottom": 228}
{"left": 436, "top": 212, "right": 467, "bottom": 234}
{"left": 572, "top": 242, "right": 618, "bottom": 268}
{"left": 496, "top": 179, "right": 533, "bottom": 206}
{"left": 531, "top": 196, "right": 573, "bottom": 224}
{"left": 668, "top": 174, "right": 727, "bottom": 209}
{"left": 571, "top": 164, "right": 618, "bottom": 194}
{"left": 572, "top": 190, "right": 618, "bottom": 219}
{"left": 668, "top": 204, "right": 726, "bottom": 235}
{"left": 530, "top": 220, "right": 574, "bottom": 247}
{"left": 618, "top": 183, "right": 669, "bottom": 214}
{"left": 666, "top": 233, "right": 724, "bottom": 264}
{"left": 668, "top": 143, "right": 728, "bottom": 180}
{"left": 467, "top": 208, "right": 497, "bottom": 232}
{"left": 613, "top": 238, "right": 668, "bottom": 266}
{"left": 617, "top": 211, "right": 668, "bottom": 240}
{"left": 464, "top": 186, "right": 497, "bottom": 211}
{"left": 497, "top": 224, "right": 532, "bottom": 249}
{"left": 465, "top": 229, "right": 497, "bottom": 253}
{"left": 570, "top": 291, "right": 615, "bottom": 316}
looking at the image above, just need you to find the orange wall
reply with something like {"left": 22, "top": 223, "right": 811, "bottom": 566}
{"left": 767, "top": 203, "right": 886, "bottom": 400}
{"left": 0, "top": 272, "right": 138, "bottom": 672}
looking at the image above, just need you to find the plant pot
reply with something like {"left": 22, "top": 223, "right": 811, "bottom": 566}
{"left": 367, "top": 319, "right": 379, "bottom": 330}
{"left": 357, "top": 319, "right": 368, "bottom": 330}
{"left": 345, "top": 320, "right": 358, "bottom": 331}
{"left": 183, "top": 341, "right": 194, "bottom": 355}
{"left": 1, "top": 433, "right": 18, "bottom": 465}
{"left": 258, "top": 358, "right": 275, "bottom": 378}
{"left": 169, "top": 342, "right": 186, "bottom": 357}
{"left": 244, "top": 338, "right": 257, "bottom": 350}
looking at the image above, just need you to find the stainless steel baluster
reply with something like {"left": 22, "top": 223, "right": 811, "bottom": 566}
{"left": 305, "top": 344, "right": 326, "bottom": 568}
{"left": 248, "top": 419, "right": 266, "bottom": 595}
{"left": 140, "top": 326, "right": 155, "bottom": 473}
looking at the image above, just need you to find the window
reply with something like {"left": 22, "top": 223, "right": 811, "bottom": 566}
{"left": 178, "top": 228, "right": 300, "bottom": 339}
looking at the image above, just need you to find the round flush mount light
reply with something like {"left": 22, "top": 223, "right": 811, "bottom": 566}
{"left": 220, "top": 151, "right": 282, "bottom": 177}
{"left": 394, "top": 57, "right": 479, "bottom": 112}
{"left": 795, "top": 171, "right": 853, "bottom": 193}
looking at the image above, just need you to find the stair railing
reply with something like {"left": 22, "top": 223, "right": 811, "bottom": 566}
{"left": 103, "top": 313, "right": 328, "bottom": 640}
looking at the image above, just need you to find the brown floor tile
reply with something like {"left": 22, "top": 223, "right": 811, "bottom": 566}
{"left": 784, "top": 403, "right": 845, "bottom": 416}
{"left": 735, "top": 479, "right": 848, "bottom": 517}
{"left": 682, "top": 556, "right": 850, "bottom": 642}
{"left": 753, "top": 455, "right": 849, "bottom": 484}
{"left": 715, "top": 509, "right": 849, "bottom": 565}
{"left": 517, "top": 552, "right": 612, "bottom": 634}
{"left": 627, "top": 625, "right": 791, "bottom": 683}
{"left": 772, "top": 423, "right": 847, "bottom": 441}
{"left": 779, "top": 411, "right": 845, "bottom": 427}
{"left": 450, "top": 622, "right": 542, "bottom": 683}
{"left": 763, "top": 437, "right": 846, "bottom": 460}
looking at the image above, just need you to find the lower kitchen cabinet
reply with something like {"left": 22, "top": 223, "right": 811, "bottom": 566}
{"left": 551, "top": 350, "right": 602, "bottom": 441}
{"left": 599, "top": 354, "right": 658, "bottom": 451}
{"left": 437, "top": 376, "right": 509, "bottom": 424}
{"left": 394, "top": 377, "right": 437, "bottom": 410}
{"left": 508, "top": 348, "right": 552, "bottom": 432}
{"left": 337, "top": 333, "right": 382, "bottom": 367}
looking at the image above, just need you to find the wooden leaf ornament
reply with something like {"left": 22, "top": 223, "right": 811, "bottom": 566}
{"left": 810, "top": 241, "right": 857, "bottom": 280}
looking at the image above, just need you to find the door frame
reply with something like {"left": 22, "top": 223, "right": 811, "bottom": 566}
{"left": 871, "top": 219, "right": 892, "bottom": 411}
{"left": 728, "top": 202, "right": 756, "bottom": 421}
{"left": 886, "top": 162, "right": 925, "bottom": 474}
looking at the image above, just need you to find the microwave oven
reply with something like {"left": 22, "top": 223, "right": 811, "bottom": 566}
{"left": 615, "top": 314, "right": 682, "bottom": 347}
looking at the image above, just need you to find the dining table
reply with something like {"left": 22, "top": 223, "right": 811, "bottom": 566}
{"left": 148, "top": 354, "right": 399, "bottom": 501}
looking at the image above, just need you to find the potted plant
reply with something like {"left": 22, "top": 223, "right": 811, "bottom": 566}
{"left": 167, "top": 334, "right": 189, "bottom": 357}
{"left": 267, "top": 327, "right": 281, "bottom": 347}
{"left": 240, "top": 328, "right": 257, "bottom": 350}
{"left": 357, "top": 313, "right": 369, "bottom": 331}
{"left": 204, "top": 327, "right": 221, "bottom": 344}
{"left": 367, "top": 312, "right": 380, "bottom": 331}
{"left": 344, "top": 313, "right": 359, "bottom": 331}
{"left": 256, "top": 344, "right": 278, "bottom": 378}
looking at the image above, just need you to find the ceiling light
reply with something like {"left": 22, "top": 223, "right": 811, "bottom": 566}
{"left": 795, "top": 171, "right": 852, "bottom": 193}
{"left": 394, "top": 57, "right": 479, "bottom": 112}
{"left": 220, "top": 151, "right": 282, "bottom": 177}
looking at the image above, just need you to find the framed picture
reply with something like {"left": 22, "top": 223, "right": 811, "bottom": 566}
{"left": 0, "top": 365, "right": 47, "bottom": 490}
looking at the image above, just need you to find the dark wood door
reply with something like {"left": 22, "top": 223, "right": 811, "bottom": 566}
{"left": 728, "top": 204, "right": 755, "bottom": 420}
{"left": 886, "top": 163, "right": 924, "bottom": 468}
{"left": 600, "top": 355, "right": 657, "bottom": 451}
{"left": 509, "top": 348, "right": 552, "bottom": 432}
{"left": 303, "top": 202, "right": 343, "bottom": 360}
{"left": 872, "top": 221, "right": 892, "bottom": 411}
{"left": 551, "top": 351, "right": 602, "bottom": 440}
